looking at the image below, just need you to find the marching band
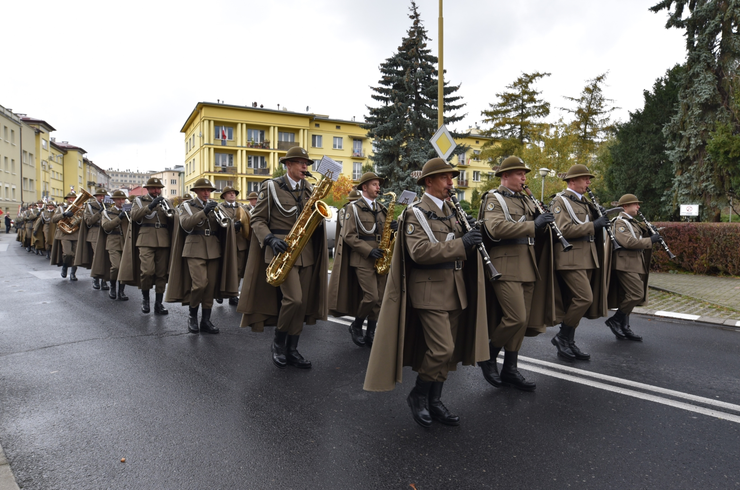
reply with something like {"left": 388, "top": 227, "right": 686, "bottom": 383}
{"left": 12, "top": 147, "right": 673, "bottom": 428}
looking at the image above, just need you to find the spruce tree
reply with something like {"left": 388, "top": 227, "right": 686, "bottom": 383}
{"left": 363, "top": 1, "right": 466, "bottom": 197}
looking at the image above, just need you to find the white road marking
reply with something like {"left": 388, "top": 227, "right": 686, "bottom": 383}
{"left": 0, "top": 244, "right": 9, "bottom": 252}
{"left": 28, "top": 270, "right": 64, "bottom": 280}
{"left": 655, "top": 310, "right": 701, "bottom": 321}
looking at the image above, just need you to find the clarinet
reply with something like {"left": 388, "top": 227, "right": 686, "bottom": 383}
{"left": 638, "top": 211, "right": 676, "bottom": 260}
{"left": 522, "top": 185, "right": 573, "bottom": 251}
{"left": 586, "top": 187, "right": 622, "bottom": 251}
{"left": 447, "top": 190, "right": 501, "bottom": 282}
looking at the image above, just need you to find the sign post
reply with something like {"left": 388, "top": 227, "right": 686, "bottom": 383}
{"left": 679, "top": 204, "right": 700, "bottom": 222}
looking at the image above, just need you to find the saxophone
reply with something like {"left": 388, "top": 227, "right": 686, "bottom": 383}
{"left": 374, "top": 191, "right": 396, "bottom": 275}
{"left": 266, "top": 171, "right": 334, "bottom": 286}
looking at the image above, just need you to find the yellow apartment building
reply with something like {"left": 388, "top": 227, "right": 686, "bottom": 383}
{"left": 180, "top": 102, "right": 373, "bottom": 199}
{"left": 20, "top": 119, "right": 37, "bottom": 203}
{"left": 1, "top": 104, "right": 22, "bottom": 217}
{"left": 21, "top": 117, "right": 55, "bottom": 202}
{"left": 54, "top": 140, "right": 87, "bottom": 195}
{"left": 48, "top": 143, "right": 66, "bottom": 202}
{"left": 451, "top": 128, "right": 496, "bottom": 202}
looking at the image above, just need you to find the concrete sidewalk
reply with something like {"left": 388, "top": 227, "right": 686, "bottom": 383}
{"left": 635, "top": 272, "right": 740, "bottom": 326}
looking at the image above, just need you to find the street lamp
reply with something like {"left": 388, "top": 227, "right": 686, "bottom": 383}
{"left": 539, "top": 168, "right": 550, "bottom": 202}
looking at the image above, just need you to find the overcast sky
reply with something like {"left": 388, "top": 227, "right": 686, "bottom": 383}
{"left": 1, "top": 0, "right": 686, "bottom": 173}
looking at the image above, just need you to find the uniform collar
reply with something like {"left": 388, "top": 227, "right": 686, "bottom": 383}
{"left": 361, "top": 195, "right": 376, "bottom": 209}
{"left": 565, "top": 188, "right": 584, "bottom": 201}
{"left": 423, "top": 192, "right": 445, "bottom": 213}
{"left": 286, "top": 174, "right": 301, "bottom": 190}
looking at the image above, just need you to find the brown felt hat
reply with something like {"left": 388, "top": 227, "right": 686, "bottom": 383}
{"left": 144, "top": 177, "right": 165, "bottom": 188}
{"left": 562, "top": 164, "right": 595, "bottom": 181}
{"left": 220, "top": 186, "right": 240, "bottom": 199}
{"left": 183, "top": 193, "right": 193, "bottom": 200}
{"left": 93, "top": 188, "right": 108, "bottom": 197}
{"left": 65, "top": 192, "right": 77, "bottom": 199}
{"left": 191, "top": 178, "right": 217, "bottom": 191}
{"left": 110, "top": 190, "right": 128, "bottom": 200}
{"left": 356, "top": 172, "right": 384, "bottom": 188}
{"left": 617, "top": 194, "right": 642, "bottom": 206}
{"left": 279, "top": 146, "right": 312, "bottom": 164}
{"left": 247, "top": 192, "right": 258, "bottom": 200}
{"left": 416, "top": 158, "right": 459, "bottom": 186}
{"left": 495, "top": 156, "right": 531, "bottom": 177}
{"left": 348, "top": 189, "right": 360, "bottom": 201}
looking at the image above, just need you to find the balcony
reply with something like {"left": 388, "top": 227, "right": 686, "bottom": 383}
{"left": 457, "top": 179, "right": 469, "bottom": 188}
{"left": 457, "top": 158, "right": 469, "bottom": 166}
{"left": 245, "top": 168, "right": 271, "bottom": 176}
{"left": 352, "top": 150, "right": 366, "bottom": 158}
{"left": 278, "top": 141, "right": 297, "bottom": 151}
{"left": 215, "top": 166, "right": 237, "bottom": 175}
{"left": 246, "top": 141, "right": 271, "bottom": 149}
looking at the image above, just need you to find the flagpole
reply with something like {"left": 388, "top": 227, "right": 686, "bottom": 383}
{"left": 437, "top": 0, "right": 444, "bottom": 129}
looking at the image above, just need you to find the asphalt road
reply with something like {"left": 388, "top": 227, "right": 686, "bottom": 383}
{"left": 1, "top": 237, "right": 740, "bottom": 489}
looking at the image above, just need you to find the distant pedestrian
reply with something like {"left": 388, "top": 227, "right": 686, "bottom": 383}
{"left": 4, "top": 214, "right": 11, "bottom": 233}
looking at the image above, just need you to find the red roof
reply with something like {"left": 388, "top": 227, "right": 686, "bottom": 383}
{"left": 128, "top": 186, "right": 147, "bottom": 197}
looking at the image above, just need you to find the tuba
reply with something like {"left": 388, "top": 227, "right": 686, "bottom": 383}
{"left": 266, "top": 171, "right": 334, "bottom": 286}
{"left": 58, "top": 189, "right": 93, "bottom": 234}
{"left": 374, "top": 192, "right": 396, "bottom": 275}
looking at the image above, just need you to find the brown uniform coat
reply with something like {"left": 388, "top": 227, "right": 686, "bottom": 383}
{"left": 607, "top": 212, "right": 653, "bottom": 309}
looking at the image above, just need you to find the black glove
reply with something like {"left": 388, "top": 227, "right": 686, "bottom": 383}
{"left": 650, "top": 234, "right": 662, "bottom": 244}
{"left": 234, "top": 221, "right": 242, "bottom": 232}
{"left": 147, "top": 196, "right": 165, "bottom": 210}
{"left": 264, "top": 234, "right": 288, "bottom": 255}
{"left": 204, "top": 201, "right": 218, "bottom": 215}
{"left": 465, "top": 214, "right": 477, "bottom": 228}
{"left": 368, "top": 248, "right": 384, "bottom": 259}
{"left": 461, "top": 229, "right": 482, "bottom": 249}
{"left": 118, "top": 211, "right": 127, "bottom": 220}
{"left": 63, "top": 211, "right": 74, "bottom": 218}
{"left": 592, "top": 216, "right": 610, "bottom": 230}
{"left": 534, "top": 212, "right": 554, "bottom": 230}
{"left": 390, "top": 220, "right": 398, "bottom": 232}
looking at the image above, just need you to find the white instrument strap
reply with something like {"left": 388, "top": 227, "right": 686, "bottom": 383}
{"left": 351, "top": 201, "right": 377, "bottom": 235}
{"left": 134, "top": 196, "right": 158, "bottom": 223}
{"left": 615, "top": 214, "right": 637, "bottom": 239}
{"left": 556, "top": 191, "right": 590, "bottom": 225}
{"left": 266, "top": 180, "right": 298, "bottom": 219}
{"left": 491, "top": 191, "right": 526, "bottom": 224}
{"left": 411, "top": 204, "right": 438, "bottom": 244}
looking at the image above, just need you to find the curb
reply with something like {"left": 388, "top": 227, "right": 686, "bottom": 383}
{"left": 633, "top": 306, "right": 740, "bottom": 328}
{"left": 649, "top": 284, "right": 740, "bottom": 313}
{"left": 0, "top": 444, "right": 20, "bottom": 490}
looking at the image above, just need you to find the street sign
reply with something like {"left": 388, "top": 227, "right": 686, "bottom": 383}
{"left": 430, "top": 125, "right": 456, "bottom": 160}
{"left": 680, "top": 204, "right": 700, "bottom": 217}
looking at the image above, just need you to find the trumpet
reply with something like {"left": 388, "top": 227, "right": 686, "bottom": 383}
{"left": 522, "top": 185, "right": 572, "bottom": 251}
{"left": 638, "top": 211, "right": 676, "bottom": 260}
{"left": 208, "top": 200, "right": 230, "bottom": 228}
{"left": 159, "top": 199, "right": 176, "bottom": 217}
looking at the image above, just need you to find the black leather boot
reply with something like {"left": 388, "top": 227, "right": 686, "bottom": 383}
{"left": 406, "top": 376, "right": 433, "bottom": 428}
{"left": 286, "top": 335, "right": 311, "bottom": 369}
{"left": 61, "top": 264, "right": 68, "bottom": 278}
{"left": 621, "top": 314, "right": 643, "bottom": 342}
{"left": 428, "top": 382, "right": 460, "bottom": 426}
{"left": 199, "top": 308, "right": 219, "bottom": 334}
{"left": 188, "top": 306, "right": 199, "bottom": 334}
{"left": 551, "top": 324, "right": 576, "bottom": 361}
{"left": 46, "top": 249, "right": 50, "bottom": 259}
{"left": 117, "top": 282, "right": 128, "bottom": 301}
{"left": 228, "top": 296, "right": 239, "bottom": 306}
{"left": 568, "top": 327, "right": 590, "bottom": 360}
{"left": 92, "top": 278, "right": 100, "bottom": 290}
{"left": 500, "top": 350, "right": 536, "bottom": 391}
{"left": 154, "top": 293, "right": 168, "bottom": 315}
{"left": 479, "top": 343, "right": 502, "bottom": 387}
{"left": 108, "top": 283, "right": 117, "bottom": 299}
{"left": 349, "top": 317, "right": 366, "bottom": 347}
{"left": 272, "top": 330, "right": 288, "bottom": 368}
{"left": 606, "top": 311, "right": 627, "bottom": 340}
{"left": 141, "top": 290, "right": 151, "bottom": 313}
{"left": 365, "top": 320, "right": 377, "bottom": 347}
{"left": 69, "top": 266, "right": 77, "bottom": 281}
{"left": 101, "top": 280, "right": 110, "bottom": 291}
{"left": 215, "top": 298, "right": 223, "bottom": 304}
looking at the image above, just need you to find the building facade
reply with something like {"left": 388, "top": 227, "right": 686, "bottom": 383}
{"left": 106, "top": 169, "right": 153, "bottom": 191}
{"left": 1, "top": 104, "right": 22, "bottom": 217}
{"left": 149, "top": 167, "right": 183, "bottom": 198}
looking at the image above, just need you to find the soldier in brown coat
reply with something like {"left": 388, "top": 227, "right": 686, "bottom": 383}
{"left": 41, "top": 202, "right": 56, "bottom": 259}
{"left": 101, "top": 190, "right": 130, "bottom": 301}
{"left": 81, "top": 188, "right": 109, "bottom": 291}
{"left": 246, "top": 191, "right": 258, "bottom": 211}
{"left": 51, "top": 192, "right": 81, "bottom": 281}
{"left": 478, "top": 156, "right": 555, "bottom": 391}
{"left": 550, "top": 165, "right": 611, "bottom": 361}
{"left": 24, "top": 204, "right": 39, "bottom": 252}
{"left": 218, "top": 186, "right": 250, "bottom": 305}
{"left": 128, "top": 177, "right": 173, "bottom": 315}
{"left": 329, "top": 173, "right": 394, "bottom": 347}
{"left": 237, "top": 146, "right": 329, "bottom": 370}
{"left": 606, "top": 194, "right": 661, "bottom": 341}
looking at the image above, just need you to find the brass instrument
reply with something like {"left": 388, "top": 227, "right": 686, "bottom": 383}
{"left": 209, "top": 201, "right": 229, "bottom": 228}
{"left": 638, "top": 211, "right": 676, "bottom": 260}
{"left": 159, "top": 198, "right": 176, "bottom": 218}
{"left": 449, "top": 189, "right": 501, "bottom": 281}
{"left": 58, "top": 189, "right": 93, "bottom": 234}
{"left": 374, "top": 192, "right": 396, "bottom": 275}
{"left": 586, "top": 187, "right": 621, "bottom": 251}
{"left": 522, "top": 185, "right": 573, "bottom": 251}
{"left": 235, "top": 204, "right": 251, "bottom": 240}
{"left": 266, "top": 171, "right": 334, "bottom": 286}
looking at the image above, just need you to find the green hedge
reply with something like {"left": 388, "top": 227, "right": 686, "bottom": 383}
{"left": 650, "top": 222, "right": 740, "bottom": 276}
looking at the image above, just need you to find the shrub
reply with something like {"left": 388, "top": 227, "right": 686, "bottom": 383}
{"left": 649, "top": 222, "right": 740, "bottom": 276}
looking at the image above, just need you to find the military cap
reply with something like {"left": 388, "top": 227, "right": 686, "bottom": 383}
{"left": 495, "top": 156, "right": 531, "bottom": 177}
{"left": 416, "top": 158, "right": 460, "bottom": 186}
{"left": 279, "top": 146, "right": 312, "bottom": 164}
{"left": 348, "top": 189, "right": 360, "bottom": 201}
{"left": 65, "top": 192, "right": 77, "bottom": 199}
{"left": 110, "top": 190, "right": 128, "bottom": 200}
{"left": 247, "top": 192, "right": 258, "bottom": 200}
{"left": 144, "top": 177, "right": 164, "bottom": 188}
{"left": 356, "top": 172, "right": 384, "bottom": 189}
{"left": 93, "top": 187, "right": 108, "bottom": 197}
{"left": 191, "top": 178, "right": 217, "bottom": 191}
{"left": 183, "top": 193, "right": 193, "bottom": 200}
{"left": 617, "top": 194, "right": 642, "bottom": 206}
{"left": 562, "top": 164, "right": 595, "bottom": 181}
{"left": 219, "top": 186, "right": 240, "bottom": 199}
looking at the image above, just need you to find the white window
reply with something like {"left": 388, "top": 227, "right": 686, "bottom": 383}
{"left": 79, "top": 160, "right": 82, "bottom": 168}
{"left": 458, "top": 170, "right": 467, "bottom": 184}
{"left": 171, "top": 179, "right": 177, "bottom": 185}
{"left": 248, "top": 155, "right": 267, "bottom": 169}
{"left": 248, "top": 181, "right": 261, "bottom": 193}
{"left": 458, "top": 152, "right": 466, "bottom": 165}
{"left": 247, "top": 129, "right": 264, "bottom": 143}
{"left": 10, "top": 129, "right": 15, "bottom": 144}
{"left": 311, "top": 135, "right": 322, "bottom": 147}
{"left": 278, "top": 132, "right": 295, "bottom": 142}
{"left": 473, "top": 150, "right": 481, "bottom": 160}
{"left": 42, "top": 138, "right": 48, "bottom": 150}
{"left": 352, "top": 139, "right": 363, "bottom": 156}
{"left": 215, "top": 126, "right": 233, "bottom": 140}
{"left": 473, "top": 171, "right": 481, "bottom": 182}
{"left": 171, "top": 189, "right": 176, "bottom": 195}
{"left": 333, "top": 137, "right": 343, "bottom": 150}
{"left": 215, "top": 153, "right": 234, "bottom": 167}
{"left": 352, "top": 162, "right": 362, "bottom": 180}
{"left": 22, "top": 151, "right": 28, "bottom": 164}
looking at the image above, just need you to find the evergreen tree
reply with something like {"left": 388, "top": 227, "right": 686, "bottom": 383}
{"left": 604, "top": 65, "right": 684, "bottom": 219}
{"left": 480, "top": 72, "right": 551, "bottom": 163}
{"left": 363, "top": 1, "right": 466, "bottom": 196}
{"left": 651, "top": 0, "right": 740, "bottom": 219}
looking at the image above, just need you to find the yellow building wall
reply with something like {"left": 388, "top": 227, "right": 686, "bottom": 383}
{"left": 31, "top": 130, "right": 52, "bottom": 201}
{"left": 451, "top": 131, "right": 496, "bottom": 203}
{"left": 48, "top": 149, "right": 65, "bottom": 202}
{"left": 62, "top": 149, "right": 85, "bottom": 195}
